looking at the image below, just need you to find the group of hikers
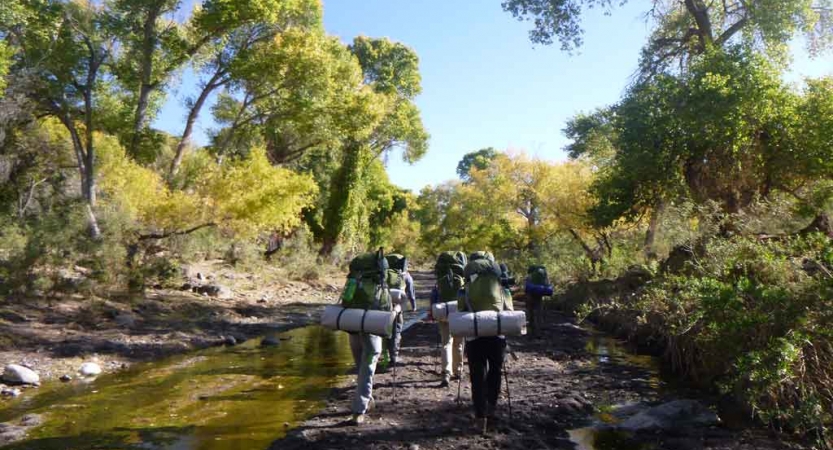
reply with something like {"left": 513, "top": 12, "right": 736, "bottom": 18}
{"left": 338, "top": 249, "right": 552, "bottom": 432}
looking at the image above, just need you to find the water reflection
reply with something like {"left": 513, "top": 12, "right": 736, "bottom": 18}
{"left": 0, "top": 326, "right": 353, "bottom": 450}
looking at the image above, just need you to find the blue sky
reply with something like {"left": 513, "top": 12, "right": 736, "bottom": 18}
{"left": 153, "top": 1, "right": 833, "bottom": 192}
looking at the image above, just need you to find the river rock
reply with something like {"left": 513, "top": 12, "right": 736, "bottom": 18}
{"left": 1, "top": 388, "right": 21, "bottom": 397}
{"left": 197, "top": 284, "right": 233, "bottom": 299}
{"left": 2, "top": 365, "right": 39, "bottom": 386}
{"left": 79, "top": 362, "right": 102, "bottom": 377}
{"left": 0, "top": 423, "right": 26, "bottom": 446}
{"left": 59, "top": 375, "right": 72, "bottom": 382}
{"left": 261, "top": 335, "right": 281, "bottom": 347}
{"left": 618, "top": 400, "right": 719, "bottom": 431}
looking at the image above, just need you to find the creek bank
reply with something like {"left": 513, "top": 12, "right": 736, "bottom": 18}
{"left": 0, "top": 260, "right": 346, "bottom": 390}
{"left": 272, "top": 299, "right": 801, "bottom": 450}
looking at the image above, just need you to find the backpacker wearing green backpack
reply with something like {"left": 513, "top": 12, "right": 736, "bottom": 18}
{"left": 341, "top": 251, "right": 392, "bottom": 312}
{"left": 434, "top": 251, "right": 467, "bottom": 302}
{"left": 460, "top": 258, "right": 513, "bottom": 313}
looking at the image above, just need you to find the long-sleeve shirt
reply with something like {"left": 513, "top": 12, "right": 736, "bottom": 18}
{"left": 403, "top": 271, "right": 416, "bottom": 311}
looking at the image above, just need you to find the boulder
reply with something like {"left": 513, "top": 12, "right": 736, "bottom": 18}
{"left": 618, "top": 400, "right": 719, "bottom": 431}
{"left": 196, "top": 284, "right": 233, "bottom": 299}
{"left": 261, "top": 335, "right": 281, "bottom": 347}
{"left": 2, "top": 365, "right": 39, "bottom": 386}
{"left": 79, "top": 362, "right": 102, "bottom": 377}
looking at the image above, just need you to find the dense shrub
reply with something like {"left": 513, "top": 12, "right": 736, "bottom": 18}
{"left": 621, "top": 234, "right": 833, "bottom": 442}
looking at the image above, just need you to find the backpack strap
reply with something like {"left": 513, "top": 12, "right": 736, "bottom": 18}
{"left": 372, "top": 247, "right": 387, "bottom": 310}
{"left": 360, "top": 310, "right": 369, "bottom": 333}
{"left": 336, "top": 307, "right": 348, "bottom": 330}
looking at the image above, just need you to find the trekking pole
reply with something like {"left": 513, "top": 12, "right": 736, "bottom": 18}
{"left": 456, "top": 359, "right": 463, "bottom": 404}
{"left": 503, "top": 360, "right": 513, "bottom": 420}
{"left": 392, "top": 358, "right": 398, "bottom": 403}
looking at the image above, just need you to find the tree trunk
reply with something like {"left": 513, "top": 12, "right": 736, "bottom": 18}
{"left": 169, "top": 68, "right": 226, "bottom": 178}
{"left": 644, "top": 200, "right": 665, "bottom": 260}
{"left": 320, "top": 142, "right": 364, "bottom": 256}
{"left": 129, "top": 6, "right": 161, "bottom": 157}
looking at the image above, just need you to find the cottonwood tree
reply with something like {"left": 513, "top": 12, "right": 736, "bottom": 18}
{"left": 503, "top": 0, "right": 832, "bottom": 69}
{"left": 319, "top": 37, "right": 429, "bottom": 256}
{"left": 2, "top": 1, "right": 116, "bottom": 238}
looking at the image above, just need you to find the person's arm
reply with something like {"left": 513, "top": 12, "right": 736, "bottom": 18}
{"left": 405, "top": 272, "right": 416, "bottom": 311}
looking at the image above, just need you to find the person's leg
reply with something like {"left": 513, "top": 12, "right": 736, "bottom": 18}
{"left": 452, "top": 336, "right": 464, "bottom": 378}
{"left": 525, "top": 294, "right": 537, "bottom": 336}
{"left": 485, "top": 337, "right": 507, "bottom": 416}
{"left": 440, "top": 321, "right": 452, "bottom": 380}
{"left": 351, "top": 333, "right": 382, "bottom": 415}
{"left": 349, "top": 333, "right": 362, "bottom": 369}
{"left": 534, "top": 295, "right": 544, "bottom": 334}
{"left": 466, "top": 338, "right": 488, "bottom": 419}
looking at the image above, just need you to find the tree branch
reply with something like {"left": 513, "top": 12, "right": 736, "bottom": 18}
{"left": 137, "top": 223, "right": 217, "bottom": 241}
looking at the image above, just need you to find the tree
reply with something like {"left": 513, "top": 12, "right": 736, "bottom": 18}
{"left": 456, "top": 147, "right": 498, "bottom": 182}
{"left": 3, "top": 1, "right": 117, "bottom": 238}
{"left": 168, "top": 0, "right": 324, "bottom": 176}
{"left": 573, "top": 47, "right": 833, "bottom": 235}
{"left": 319, "top": 37, "right": 429, "bottom": 255}
{"left": 207, "top": 28, "right": 362, "bottom": 165}
{"left": 502, "top": 0, "right": 833, "bottom": 75}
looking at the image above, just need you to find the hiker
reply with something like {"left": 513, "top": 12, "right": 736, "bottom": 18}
{"left": 384, "top": 253, "right": 416, "bottom": 369}
{"left": 460, "top": 251, "right": 514, "bottom": 431}
{"left": 524, "top": 265, "right": 553, "bottom": 337}
{"left": 429, "top": 251, "right": 467, "bottom": 387}
{"left": 340, "top": 249, "right": 396, "bottom": 425}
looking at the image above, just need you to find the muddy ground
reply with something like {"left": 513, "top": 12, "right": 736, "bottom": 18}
{"left": 272, "top": 304, "right": 807, "bottom": 450}
{"left": 0, "top": 260, "right": 346, "bottom": 384}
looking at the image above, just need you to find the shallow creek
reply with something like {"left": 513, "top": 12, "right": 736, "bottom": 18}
{"left": 0, "top": 326, "right": 353, "bottom": 450}
{"left": 567, "top": 333, "right": 665, "bottom": 450}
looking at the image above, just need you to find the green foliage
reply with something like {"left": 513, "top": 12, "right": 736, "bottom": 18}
{"left": 574, "top": 47, "right": 833, "bottom": 227}
{"left": 456, "top": 147, "right": 498, "bottom": 182}
{"left": 633, "top": 234, "right": 833, "bottom": 439}
{"left": 502, "top": 0, "right": 833, "bottom": 74}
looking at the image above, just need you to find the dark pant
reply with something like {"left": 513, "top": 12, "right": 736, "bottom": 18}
{"left": 465, "top": 336, "right": 506, "bottom": 418}
{"left": 386, "top": 311, "right": 404, "bottom": 364}
{"left": 526, "top": 294, "right": 543, "bottom": 336}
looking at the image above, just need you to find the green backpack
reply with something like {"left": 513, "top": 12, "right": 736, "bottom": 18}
{"left": 527, "top": 265, "right": 550, "bottom": 286}
{"left": 468, "top": 251, "right": 495, "bottom": 263}
{"left": 341, "top": 250, "right": 392, "bottom": 311}
{"left": 435, "top": 251, "right": 467, "bottom": 302}
{"left": 386, "top": 253, "right": 409, "bottom": 272}
{"left": 460, "top": 258, "right": 512, "bottom": 312}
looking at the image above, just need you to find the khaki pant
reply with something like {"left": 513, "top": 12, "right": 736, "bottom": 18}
{"left": 439, "top": 321, "right": 463, "bottom": 379}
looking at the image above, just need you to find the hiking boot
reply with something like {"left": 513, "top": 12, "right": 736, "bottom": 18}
{"left": 473, "top": 417, "right": 488, "bottom": 434}
{"left": 349, "top": 414, "right": 365, "bottom": 426}
{"left": 439, "top": 377, "right": 450, "bottom": 388}
{"left": 367, "top": 398, "right": 375, "bottom": 413}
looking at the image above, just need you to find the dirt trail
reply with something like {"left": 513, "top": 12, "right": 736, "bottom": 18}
{"left": 272, "top": 272, "right": 805, "bottom": 450}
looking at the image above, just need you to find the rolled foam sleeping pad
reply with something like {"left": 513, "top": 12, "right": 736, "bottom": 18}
{"left": 448, "top": 310, "right": 527, "bottom": 337}
{"left": 320, "top": 305, "right": 396, "bottom": 337}
{"left": 431, "top": 301, "right": 458, "bottom": 321}
{"left": 524, "top": 281, "right": 554, "bottom": 296}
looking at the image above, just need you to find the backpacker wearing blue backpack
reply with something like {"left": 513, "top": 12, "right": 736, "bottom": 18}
{"left": 524, "top": 265, "right": 553, "bottom": 337}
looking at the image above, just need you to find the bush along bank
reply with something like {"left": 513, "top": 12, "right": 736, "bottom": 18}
{"left": 556, "top": 232, "right": 833, "bottom": 447}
